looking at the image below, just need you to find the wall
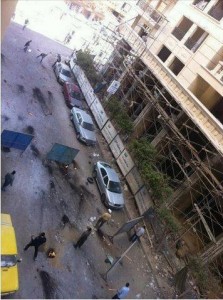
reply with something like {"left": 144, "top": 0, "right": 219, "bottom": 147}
{"left": 1, "top": 0, "right": 18, "bottom": 40}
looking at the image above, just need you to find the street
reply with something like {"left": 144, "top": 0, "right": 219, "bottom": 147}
{"left": 1, "top": 22, "right": 161, "bottom": 299}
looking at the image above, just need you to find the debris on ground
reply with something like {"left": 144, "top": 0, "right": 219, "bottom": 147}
{"left": 39, "top": 270, "right": 58, "bottom": 299}
{"left": 17, "top": 84, "right": 25, "bottom": 93}
{"left": 26, "top": 125, "right": 35, "bottom": 135}
{"left": 61, "top": 214, "right": 70, "bottom": 225}
{"left": 47, "top": 248, "right": 56, "bottom": 258}
{"left": 30, "top": 144, "right": 40, "bottom": 157}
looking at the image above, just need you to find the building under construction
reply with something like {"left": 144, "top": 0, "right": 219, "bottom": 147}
{"left": 99, "top": 0, "right": 223, "bottom": 279}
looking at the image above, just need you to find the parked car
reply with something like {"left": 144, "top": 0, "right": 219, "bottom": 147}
{"left": 1, "top": 214, "right": 21, "bottom": 296}
{"left": 93, "top": 161, "right": 124, "bottom": 209}
{"left": 70, "top": 107, "right": 96, "bottom": 146}
{"left": 68, "top": 54, "right": 77, "bottom": 71}
{"left": 53, "top": 62, "right": 74, "bottom": 85}
{"left": 63, "top": 82, "right": 83, "bottom": 109}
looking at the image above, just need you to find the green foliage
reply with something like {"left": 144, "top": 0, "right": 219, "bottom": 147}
{"left": 76, "top": 50, "right": 101, "bottom": 85}
{"left": 142, "top": 165, "right": 173, "bottom": 202}
{"left": 129, "top": 138, "right": 157, "bottom": 168}
{"left": 115, "top": 110, "right": 133, "bottom": 135}
{"left": 188, "top": 257, "right": 221, "bottom": 297}
{"left": 106, "top": 96, "right": 122, "bottom": 118}
{"left": 129, "top": 138, "right": 173, "bottom": 204}
{"left": 157, "top": 207, "right": 181, "bottom": 233}
{"left": 106, "top": 96, "right": 133, "bottom": 135}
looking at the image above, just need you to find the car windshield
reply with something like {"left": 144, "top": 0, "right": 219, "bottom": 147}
{"left": 1, "top": 255, "right": 17, "bottom": 267}
{"left": 108, "top": 181, "right": 122, "bottom": 193}
{"left": 61, "top": 69, "right": 71, "bottom": 77}
{"left": 82, "top": 122, "right": 94, "bottom": 131}
{"left": 71, "top": 91, "right": 81, "bottom": 99}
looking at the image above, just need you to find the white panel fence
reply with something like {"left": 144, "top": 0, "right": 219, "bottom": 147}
{"left": 72, "top": 64, "right": 153, "bottom": 214}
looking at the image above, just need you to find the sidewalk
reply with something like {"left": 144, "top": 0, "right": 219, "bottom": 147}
{"left": 96, "top": 131, "right": 177, "bottom": 298}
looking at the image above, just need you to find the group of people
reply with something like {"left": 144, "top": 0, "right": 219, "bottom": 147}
{"left": 23, "top": 39, "right": 62, "bottom": 66}
{"left": 1, "top": 169, "right": 145, "bottom": 298}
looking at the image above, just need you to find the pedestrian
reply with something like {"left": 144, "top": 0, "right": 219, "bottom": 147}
{"left": 64, "top": 33, "right": 71, "bottom": 44}
{"left": 52, "top": 54, "right": 61, "bottom": 67}
{"left": 95, "top": 209, "right": 112, "bottom": 230}
{"left": 73, "top": 227, "right": 92, "bottom": 249}
{"left": 23, "top": 18, "right": 29, "bottom": 30}
{"left": 1, "top": 170, "right": 16, "bottom": 191}
{"left": 24, "top": 232, "right": 46, "bottom": 261}
{"left": 112, "top": 283, "right": 130, "bottom": 299}
{"left": 23, "top": 40, "right": 32, "bottom": 52}
{"left": 130, "top": 226, "right": 145, "bottom": 243}
{"left": 36, "top": 53, "right": 48, "bottom": 63}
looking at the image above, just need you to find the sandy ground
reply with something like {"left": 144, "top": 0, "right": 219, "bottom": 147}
{"left": 1, "top": 22, "right": 162, "bottom": 299}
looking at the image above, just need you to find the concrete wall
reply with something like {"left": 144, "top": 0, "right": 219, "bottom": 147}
{"left": 1, "top": 0, "right": 18, "bottom": 40}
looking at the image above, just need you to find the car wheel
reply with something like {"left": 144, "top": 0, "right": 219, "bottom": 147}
{"left": 92, "top": 170, "right": 97, "bottom": 178}
{"left": 101, "top": 194, "right": 108, "bottom": 207}
{"left": 77, "top": 133, "right": 81, "bottom": 140}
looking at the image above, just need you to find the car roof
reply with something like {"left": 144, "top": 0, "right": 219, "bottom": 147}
{"left": 67, "top": 83, "right": 80, "bottom": 92}
{"left": 98, "top": 161, "right": 120, "bottom": 182}
{"left": 1, "top": 213, "right": 17, "bottom": 255}
{"left": 72, "top": 107, "right": 93, "bottom": 124}
{"left": 57, "top": 62, "right": 71, "bottom": 71}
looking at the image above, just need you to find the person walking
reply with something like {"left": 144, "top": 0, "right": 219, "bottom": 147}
{"left": 112, "top": 283, "right": 130, "bottom": 299}
{"left": 1, "top": 170, "right": 16, "bottom": 191}
{"left": 23, "top": 18, "right": 29, "bottom": 30}
{"left": 130, "top": 226, "right": 145, "bottom": 243}
{"left": 36, "top": 53, "right": 48, "bottom": 63}
{"left": 23, "top": 40, "right": 32, "bottom": 52}
{"left": 95, "top": 210, "right": 112, "bottom": 230}
{"left": 24, "top": 232, "right": 46, "bottom": 261}
{"left": 52, "top": 54, "right": 61, "bottom": 67}
{"left": 73, "top": 227, "right": 92, "bottom": 249}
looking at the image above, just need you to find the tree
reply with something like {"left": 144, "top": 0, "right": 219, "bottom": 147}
{"left": 76, "top": 50, "right": 101, "bottom": 85}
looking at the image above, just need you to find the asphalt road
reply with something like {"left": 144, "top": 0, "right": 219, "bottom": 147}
{"left": 1, "top": 22, "right": 160, "bottom": 299}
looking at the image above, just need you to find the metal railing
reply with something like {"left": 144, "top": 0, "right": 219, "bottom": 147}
{"left": 137, "top": 0, "right": 165, "bottom": 25}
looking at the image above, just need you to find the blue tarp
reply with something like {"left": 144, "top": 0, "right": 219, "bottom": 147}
{"left": 47, "top": 143, "right": 79, "bottom": 165}
{"left": 1, "top": 130, "right": 34, "bottom": 150}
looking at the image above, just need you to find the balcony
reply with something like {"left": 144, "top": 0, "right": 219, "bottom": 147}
{"left": 211, "top": 61, "right": 223, "bottom": 82}
{"left": 136, "top": 0, "right": 166, "bottom": 28}
{"left": 205, "top": 61, "right": 223, "bottom": 84}
{"left": 118, "top": 23, "right": 146, "bottom": 56}
{"left": 193, "top": 0, "right": 210, "bottom": 11}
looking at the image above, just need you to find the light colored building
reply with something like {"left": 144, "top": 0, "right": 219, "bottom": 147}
{"left": 101, "top": 0, "right": 223, "bottom": 277}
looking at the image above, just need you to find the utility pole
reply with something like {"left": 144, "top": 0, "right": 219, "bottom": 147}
{"left": 194, "top": 203, "right": 216, "bottom": 243}
{"left": 101, "top": 240, "right": 137, "bottom": 281}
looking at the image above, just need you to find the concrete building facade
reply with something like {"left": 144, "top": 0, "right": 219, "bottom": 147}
{"left": 101, "top": 0, "right": 223, "bottom": 275}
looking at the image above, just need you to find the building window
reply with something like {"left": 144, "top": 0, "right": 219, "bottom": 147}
{"left": 172, "top": 17, "right": 193, "bottom": 41}
{"left": 168, "top": 57, "right": 185, "bottom": 75}
{"left": 184, "top": 27, "right": 208, "bottom": 52}
{"left": 157, "top": 46, "right": 171, "bottom": 62}
{"left": 121, "top": 3, "right": 131, "bottom": 13}
{"left": 193, "top": 0, "right": 210, "bottom": 11}
{"left": 208, "top": 0, "right": 223, "bottom": 21}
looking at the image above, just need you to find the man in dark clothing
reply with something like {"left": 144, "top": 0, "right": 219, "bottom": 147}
{"left": 73, "top": 227, "right": 92, "bottom": 249}
{"left": 1, "top": 170, "right": 16, "bottom": 191}
{"left": 36, "top": 53, "right": 48, "bottom": 63}
{"left": 24, "top": 232, "right": 46, "bottom": 261}
{"left": 24, "top": 40, "right": 32, "bottom": 52}
{"left": 52, "top": 54, "right": 61, "bottom": 67}
{"left": 23, "top": 18, "right": 29, "bottom": 30}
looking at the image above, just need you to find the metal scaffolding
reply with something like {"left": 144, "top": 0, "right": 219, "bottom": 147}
{"left": 99, "top": 24, "right": 223, "bottom": 275}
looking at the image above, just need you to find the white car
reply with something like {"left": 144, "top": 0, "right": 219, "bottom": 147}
{"left": 53, "top": 62, "right": 74, "bottom": 85}
{"left": 70, "top": 107, "right": 96, "bottom": 146}
{"left": 93, "top": 161, "right": 124, "bottom": 209}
